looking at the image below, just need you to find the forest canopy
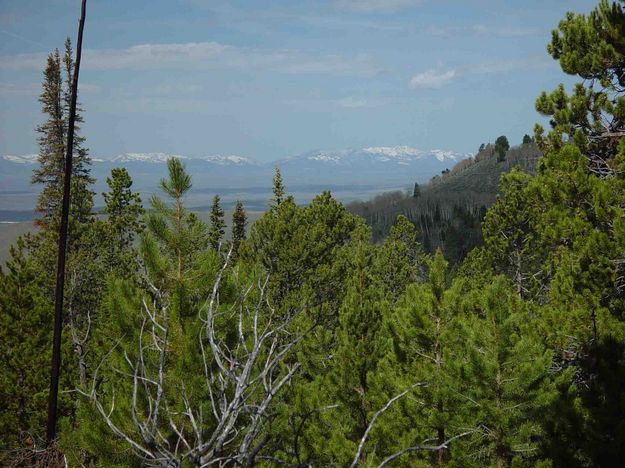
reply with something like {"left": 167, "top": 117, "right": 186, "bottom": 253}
{"left": 2, "top": 1, "right": 625, "bottom": 467}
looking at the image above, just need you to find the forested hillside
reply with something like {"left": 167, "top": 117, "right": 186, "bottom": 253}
{"left": 347, "top": 140, "right": 541, "bottom": 264}
{"left": 2, "top": 1, "right": 625, "bottom": 467}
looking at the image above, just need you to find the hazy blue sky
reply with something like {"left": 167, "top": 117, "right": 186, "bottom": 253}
{"left": 0, "top": 0, "right": 596, "bottom": 161}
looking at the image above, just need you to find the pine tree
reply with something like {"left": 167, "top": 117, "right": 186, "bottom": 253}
{"left": 231, "top": 200, "right": 247, "bottom": 257}
{"left": 452, "top": 277, "right": 556, "bottom": 467}
{"left": 73, "top": 158, "right": 219, "bottom": 464}
{"left": 480, "top": 169, "right": 544, "bottom": 299}
{"left": 208, "top": 194, "right": 226, "bottom": 251}
{"left": 32, "top": 38, "right": 93, "bottom": 232}
{"left": 494, "top": 135, "right": 510, "bottom": 162}
{"left": 271, "top": 166, "right": 286, "bottom": 207}
{"left": 17, "top": 38, "right": 100, "bottom": 418}
{"left": 412, "top": 182, "right": 420, "bottom": 198}
{"left": 299, "top": 226, "right": 400, "bottom": 465}
{"left": 102, "top": 167, "right": 144, "bottom": 277}
{"left": 0, "top": 240, "right": 72, "bottom": 450}
{"left": 373, "top": 215, "right": 425, "bottom": 302}
{"left": 534, "top": 0, "right": 625, "bottom": 176}
{"left": 388, "top": 250, "right": 465, "bottom": 465}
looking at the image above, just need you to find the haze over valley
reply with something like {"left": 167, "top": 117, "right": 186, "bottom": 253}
{"left": 0, "top": 145, "right": 468, "bottom": 218}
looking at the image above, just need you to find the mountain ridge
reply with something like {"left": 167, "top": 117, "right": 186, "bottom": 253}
{"left": 2, "top": 145, "right": 470, "bottom": 167}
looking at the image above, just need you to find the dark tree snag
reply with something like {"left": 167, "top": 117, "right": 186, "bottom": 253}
{"left": 46, "top": 0, "right": 87, "bottom": 445}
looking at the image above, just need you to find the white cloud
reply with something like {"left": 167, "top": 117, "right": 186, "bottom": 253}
{"left": 0, "top": 41, "right": 376, "bottom": 76}
{"left": 335, "top": 0, "right": 423, "bottom": 13}
{"left": 409, "top": 57, "right": 552, "bottom": 90}
{"left": 410, "top": 68, "right": 455, "bottom": 89}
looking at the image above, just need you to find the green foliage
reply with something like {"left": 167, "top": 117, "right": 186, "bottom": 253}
{"left": 0, "top": 240, "right": 53, "bottom": 449}
{"left": 373, "top": 215, "right": 426, "bottom": 302}
{"left": 535, "top": 0, "right": 625, "bottom": 175}
{"left": 453, "top": 278, "right": 556, "bottom": 467}
{"left": 348, "top": 143, "right": 541, "bottom": 265}
{"left": 389, "top": 251, "right": 463, "bottom": 466}
{"left": 208, "top": 194, "right": 225, "bottom": 251}
{"left": 74, "top": 159, "right": 222, "bottom": 464}
{"left": 142, "top": 158, "right": 212, "bottom": 317}
{"left": 271, "top": 166, "right": 286, "bottom": 207}
{"left": 495, "top": 135, "right": 510, "bottom": 162}
{"left": 231, "top": 200, "right": 247, "bottom": 258}
{"left": 6, "top": 3, "right": 625, "bottom": 466}
{"left": 32, "top": 39, "right": 94, "bottom": 232}
{"left": 102, "top": 167, "right": 144, "bottom": 277}
{"left": 323, "top": 232, "right": 393, "bottom": 464}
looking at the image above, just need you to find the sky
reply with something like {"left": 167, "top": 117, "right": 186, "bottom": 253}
{"left": 0, "top": 0, "right": 597, "bottom": 162}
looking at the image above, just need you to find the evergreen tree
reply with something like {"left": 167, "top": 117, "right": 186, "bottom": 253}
{"left": 142, "top": 158, "right": 212, "bottom": 316}
{"left": 32, "top": 39, "right": 93, "bottom": 232}
{"left": 102, "top": 167, "right": 144, "bottom": 277}
{"left": 322, "top": 229, "right": 396, "bottom": 465}
{"left": 522, "top": 134, "right": 533, "bottom": 145}
{"left": 271, "top": 166, "right": 286, "bottom": 207}
{"left": 208, "top": 194, "right": 225, "bottom": 251}
{"left": 10, "top": 39, "right": 101, "bottom": 435}
{"left": 0, "top": 240, "right": 72, "bottom": 450}
{"left": 534, "top": 0, "right": 625, "bottom": 176}
{"left": 373, "top": 215, "right": 425, "bottom": 302}
{"left": 412, "top": 182, "right": 421, "bottom": 198}
{"left": 231, "top": 200, "right": 247, "bottom": 257}
{"left": 480, "top": 169, "right": 544, "bottom": 299}
{"left": 452, "top": 278, "right": 556, "bottom": 467}
{"left": 495, "top": 135, "right": 510, "bottom": 162}
{"left": 75, "top": 158, "right": 219, "bottom": 464}
{"left": 389, "top": 250, "right": 465, "bottom": 465}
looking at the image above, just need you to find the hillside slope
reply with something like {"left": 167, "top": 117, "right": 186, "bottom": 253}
{"left": 347, "top": 142, "right": 541, "bottom": 264}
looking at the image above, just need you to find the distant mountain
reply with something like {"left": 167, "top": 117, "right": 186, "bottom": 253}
{"left": 111, "top": 152, "right": 186, "bottom": 163}
{"left": 347, "top": 142, "right": 542, "bottom": 263}
{"left": 276, "top": 146, "right": 468, "bottom": 184}
{"left": 0, "top": 146, "right": 470, "bottom": 214}
{"left": 279, "top": 146, "right": 462, "bottom": 166}
{"left": 2, "top": 154, "right": 38, "bottom": 164}
{"left": 198, "top": 155, "right": 259, "bottom": 166}
{"left": 107, "top": 153, "right": 259, "bottom": 165}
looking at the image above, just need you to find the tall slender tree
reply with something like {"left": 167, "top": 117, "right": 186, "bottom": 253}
{"left": 271, "top": 167, "right": 286, "bottom": 208}
{"left": 47, "top": 0, "right": 89, "bottom": 446}
{"left": 208, "top": 194, "right": 226, "bottom": 251}
{"left": 102, "top": 167, "right": 144, "bottom": 276}
{"left": 32, "top": 39, "right": 93, "bottom": 233}
{"left": 231, "top": 200, "right": 247, "bottom": 257}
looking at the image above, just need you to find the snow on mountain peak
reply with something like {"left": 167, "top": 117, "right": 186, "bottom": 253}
{"left": 112, "top": 152, "right": 186, "bottom": 163}
{"left": 2, "top": 154, "right": 39, "bottom": 164}
{"left": 362, "top": 146, "right": 423, "bottom": 158}
{"left": 307, "top": 151, "right": 344, "bottom": 163}
{"left": 430, "top": 149, "right": 460, "bottom": 162}
{"left": 199, "top": 155, "right": 257, "bottom": 165}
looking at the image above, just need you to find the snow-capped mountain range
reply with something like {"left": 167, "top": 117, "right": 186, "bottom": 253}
{"left": 107, "top": 153, "right": 258, "bottom": 165}
{"left": 3, "top": 146, "right": 464, "bottom": 167}
{"left": 0, "top": 146, "right": 470, "bottom": 213}
{"left": 284, "top": 146, "right": 461, "bottom": 166}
